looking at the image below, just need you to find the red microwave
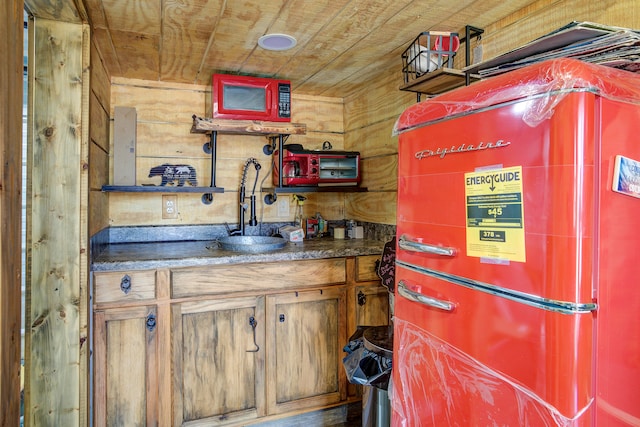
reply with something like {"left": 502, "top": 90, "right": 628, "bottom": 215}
{"left": 212, "top": 74, "right": 291, "bottom": 122}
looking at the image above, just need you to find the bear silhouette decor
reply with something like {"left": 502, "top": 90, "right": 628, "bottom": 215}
{"left": 148, "top": 164, "right": 198, "bottom": 186}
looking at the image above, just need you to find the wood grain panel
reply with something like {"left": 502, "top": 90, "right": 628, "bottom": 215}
{"left": 355, "top": 255, "right": 380, "bottom": 282}
{"left": 26, "top": 19, "right": 85, "bottom": 427}
{"left": 89, "top": 189, "right": 110, "bottom": 240}
{"left": 89, "top": 125, "right": 109, "bottom": 191}
{"left": 107, "top": 189, "right": 312, "bottom": 226}
{"left": 111, "top": 78, "right": 205, "bottom": 123}
{"left": 361, "top": 155, "right": 397, "bottom": 192}
{"left": 345, "top": 191, "right": 396, "bottom": 225}
{"left": 90, "top": 91, "right": 110, "bottom": 154}
{"left": 344, "top": 117, "right": 398, "bottom": 158}
{"left": 101, "top": 0, "right": 161, "bottom": 34}
{"left": 266, "top": 287, "right": 346, "bottom": 414}
{"left": 109, "top": 29, "right": 160, "bottom": 80}
{"left": 94, "top": 306, "right": 159, "bottom": 427}
{"left": 0, "top": 2, "right": 24, "bottom": 425}
{"left": 289, "top": 0, "right": 413, "bottom": 93}
{"left": 290, "top": 192, "right": 346, "bottom": 221}
{"left": 290, "top": 94, "right": 344, "bottom": 133}
{"left": 140, "top": 191, "right": 346, "bottom": 226}
{"left": 199, "top": 1, "right": 286, "bottom": 74}
{"left": 160, "top": 0, "right": 225, "bottom": 82}
{"left": 94, "top": 270, "right": 157, "bottom": 305}
{"left": 136, "top": 122, "right": 209, "bottom": 157}
{"left": 82, "top": 0, "right": 109, "bottom": 27}
{"left": 238, "top": 0, "right": 350, "bottom": 80}
{"left": 91, "top": 27, "right": 122, "bottom": 77}
{"left": 353, "top": 284, "right": 389, "bottom": 327}
{"left": 23, "top": 0, "right": 83, "bottom": 22}
{"left": 171, "top": 258, "right": 346, "bottom": 298}
{"left": 344, "top": 69, "right": 412, "bottom": 132}
{"left": 172, "top": 296, "right": 266, "bottom": 425}
{"left": 90, "top": 38, "right": 111, "bottom": 123}
{"left": 180, "top": 302, "right": 261, "bottom": 420}
{"left": 106, "top": 315, "right": 148, "bottom": 425}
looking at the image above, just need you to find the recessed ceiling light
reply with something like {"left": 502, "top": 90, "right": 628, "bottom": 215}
{"left": 258, "top": 33, "right": 297, "bottom": 51}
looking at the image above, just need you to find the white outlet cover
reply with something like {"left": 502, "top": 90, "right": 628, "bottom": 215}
{"left": 277, "top": 198, "right": 289, "bottom": 217}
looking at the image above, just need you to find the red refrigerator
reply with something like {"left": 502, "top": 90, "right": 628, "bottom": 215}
{"left": 391, "top": 58, "right": 640, "bottom": 426}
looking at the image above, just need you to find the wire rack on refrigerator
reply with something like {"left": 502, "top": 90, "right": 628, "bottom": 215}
{"left": 401, "top": 31, "right": 460, "bottom": 84}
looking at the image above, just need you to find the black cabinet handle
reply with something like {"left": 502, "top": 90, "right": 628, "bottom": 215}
{"left": 247, "top": 316, "right": 259, "bottom": 353}
{"left": 120, "top": 274, "right": 131, "bottom": 294}
{"left": 358, "top": 291, "right": 366, "bottom": 306}
{"left": 146, "top": 313, "right": 156, "bottom": 332}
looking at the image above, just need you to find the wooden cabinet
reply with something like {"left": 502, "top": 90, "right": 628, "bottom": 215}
{"left": 347, "top": 255, "right": 390, "bottom": 331}
{"left": 171, "top": 296, "right": 266, "bottom": 426}
{"left": 353, "top": 284, "right": 390, "bottom": 328}
{"left": 93, "top": 305, "right": 160, "bottom": 426}
{"left": 93, "top": 270, "right": 162, "bottom": 426}
{"left": 266, "top": 287, "right": 346, "bottom": 415}
{"left": 93, "top": 255, "right": 381, "bottom": 426}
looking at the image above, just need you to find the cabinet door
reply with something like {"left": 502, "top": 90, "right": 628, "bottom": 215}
{"left": 94, "top": 306, "right": 159, "bottom": 427}
{"left": 172, "top": 296, "right": 265, "bottom": 426}
{"left": 353, "top": 284, "right": 389, "bottom": 328}
{"left": 266, "top": 287, "right": 346, "bottom": 415}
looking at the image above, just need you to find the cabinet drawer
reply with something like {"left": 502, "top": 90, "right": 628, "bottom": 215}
{"left": 356, "top": 255, "right": 380, "bottom": 282}
{"left": 172, "top": 258, "right": 346, "bottom": 298}
{"left": 94, "top": 270, "right": 157, "bottom": 304}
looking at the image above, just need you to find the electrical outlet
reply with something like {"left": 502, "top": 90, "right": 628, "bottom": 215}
{"left": 162, "top": 195, "right": 178, "bottom": 219}
{"left": 277, "top": 197, "right": 290, "bottom": 217}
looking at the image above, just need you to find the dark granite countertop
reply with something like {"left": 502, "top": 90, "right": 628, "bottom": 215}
{"left": 91, "top": 237, "right": 385, "bottom": 272}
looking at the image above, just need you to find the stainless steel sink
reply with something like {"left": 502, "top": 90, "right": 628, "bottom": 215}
{"left": 216, "top": 236, "right": 287, "bottom": 253}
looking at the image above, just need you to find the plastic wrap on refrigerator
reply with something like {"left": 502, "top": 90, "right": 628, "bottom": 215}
{"left": 391, "top": 318, "right": 591, "bottom": 427}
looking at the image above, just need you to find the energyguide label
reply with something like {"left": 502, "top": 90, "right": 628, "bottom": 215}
{"left": 465, "top": 166, "right": 526, "bottom": 262}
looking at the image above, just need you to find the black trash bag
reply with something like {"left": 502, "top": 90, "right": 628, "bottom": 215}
{"left": 343, "top": 327, "right": 393, "bottom": 390}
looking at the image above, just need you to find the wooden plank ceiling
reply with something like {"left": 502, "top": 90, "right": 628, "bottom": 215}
{"left": 25, "top": 0, "right": 539, "bottom": 97}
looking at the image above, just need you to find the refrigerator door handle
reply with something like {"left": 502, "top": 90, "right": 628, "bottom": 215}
{"left": 399, "top": 234, "right": 456, "bottom": 257}
{"left": 398, "top": 280, "right": 455, "bottom": 311}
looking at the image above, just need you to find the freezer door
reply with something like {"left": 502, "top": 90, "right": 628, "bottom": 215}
{"left": 392, "top": 265, "right": 594, "bottom": 427}
{"left": 396, "top": 90, "right": 598, "bottom": 305}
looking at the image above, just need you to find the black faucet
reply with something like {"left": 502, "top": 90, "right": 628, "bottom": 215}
{"left": 231, "top": 157, "right": 261, "bottom": 236}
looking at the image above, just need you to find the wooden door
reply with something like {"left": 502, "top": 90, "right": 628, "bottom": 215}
{"left": 353, "top": 284, "right": 389, "bottom": 328}
{"left": 172, "top": 296, "right": 265, "bottom": 426}
{"left": 266, "top": 287, "right": 346, "bottom": 415}
{"left": 94, "top": 306, "right": 159, "bottom": 427}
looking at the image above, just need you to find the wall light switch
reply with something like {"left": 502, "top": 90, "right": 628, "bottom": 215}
{"left": 162, "top": 195, "right": 178, "bottom": 219}
{"left": 277, "top": 197, "right": 290, "bottom": 217}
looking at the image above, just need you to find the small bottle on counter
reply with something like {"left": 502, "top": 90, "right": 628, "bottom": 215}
{"left": 347, "top": 219, "right": 356, "bottom": 238}
{"left": 316, "top": 212, "right": 325, "bottom": 237}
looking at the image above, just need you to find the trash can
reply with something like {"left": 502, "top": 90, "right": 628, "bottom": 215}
{"left": 343, "top": 325, "right": 394, "bottom": 427}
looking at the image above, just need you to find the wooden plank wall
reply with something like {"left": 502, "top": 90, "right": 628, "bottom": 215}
{"left": 344, "top": 68, "right": 414, "bottom": 225}
{"left": 24, "top": 18, "right": 89, "bottom": 427}
{"left": 480, "top": 0, "right": 640, "bottom": 63}
{"left": 90, "top": 35, "right": 112, "bottom": 236}
{"left": 108, "top": 81, "right": 346, "bottom": 226}
{"left": 0, "top": 2, "right": 24, "bottom": 426}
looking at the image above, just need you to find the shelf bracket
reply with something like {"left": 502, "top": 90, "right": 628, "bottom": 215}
{"left": 201, "top": 131, "right": 218, "bottom": 203}
{"left": 264, "top": 134, "right": 286, "bottom": 205}
{"left": 460, "top": 25, "right": 485, "bottom": 86}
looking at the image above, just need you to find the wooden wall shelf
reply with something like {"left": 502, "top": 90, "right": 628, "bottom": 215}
{"left": 191, "top": 115, "right": 307, "bottom": 136}
{"left": 263, "top": 186, "right": 368, "bottom": 194}
{"left": 399, "top": 68, "right": 480, "bottom": 95}
{"left": 102, "top": 185, "right": 224, "bottom": 193}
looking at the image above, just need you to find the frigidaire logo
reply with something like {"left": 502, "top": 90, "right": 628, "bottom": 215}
{"left": 415, "top": 140, "right": 511, "bottom": 159}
